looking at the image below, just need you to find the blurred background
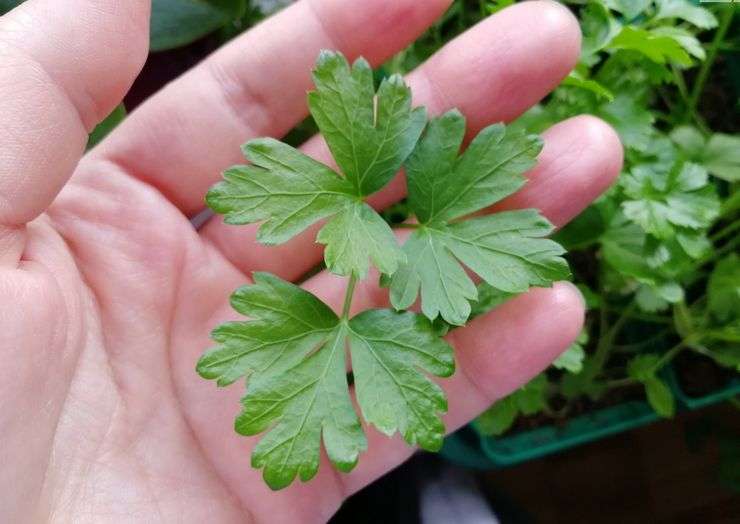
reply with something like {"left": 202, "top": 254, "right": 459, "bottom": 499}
{"left": 2, "top": 0, "right": 737, "bottom": 521}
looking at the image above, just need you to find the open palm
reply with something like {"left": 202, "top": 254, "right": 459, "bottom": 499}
{"left": 0, "top": 1, "right": 622, "bottom": 522}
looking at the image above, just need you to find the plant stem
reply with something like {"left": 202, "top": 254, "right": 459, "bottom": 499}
{"left": 610, "top": 329, "right": 668, "bottom": 352}
{"left": 654, "top": 341, "right": 686, "bottom": 370}
{"left": 683, "top": 6, "right": 735, "bottom": 124}
{"left": 593, "top": 299, "right": 638, "bottom": 374}
{"left": 341, "top": 274, "right": 358, "bottom": 320}
{"left": 603, "top": 305, "right": 672, "bottom": 325}
{"left": 691, "top": 235, "right": 740, "bottom": 272}
{"left": 710, "top": 220, "right": 740, "bottom": 244}
{"left": 606, "top": 377, "right": 637, "bottom": 390}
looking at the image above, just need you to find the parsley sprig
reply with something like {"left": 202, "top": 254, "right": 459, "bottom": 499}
{"left": 198, "top": 51, "right": 568, "bottom": 490}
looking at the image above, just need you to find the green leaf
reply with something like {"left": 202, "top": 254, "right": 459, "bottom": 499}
{"left": 654, "top": 0, "right": 718, "bottom": 30}
{"left": 317, "top": 201, "right": 405, "bottom": 278}
{"left": 512, "top": 374, "right": 548, "bottom": 415}
{"left": 150, "top": 0, "right": 246, "bottom": 52}
{"left": 475, "top": 397, "right": 517, "bottom": 436}
{"left": 206, "top": 138, "right": 355, "bottom": 244}
{"left": 671, "top": 128, "right": 740, "bottom": 182}
{"left": 597, "top": 93, "right": 655, "bottom": 151}
{"left": 708, "top": 254, "right": 740, "bottom": 324}
{"left": 621, "top": 163, "right": 720, "bottom": 238}
{"left": 561, "top": 73, "right": 614, "bottom": 101}
{"left": 87, "top": 104, "right": 126, "bottom": 150}
{"left": 237, "top": 325, "right": 366, "bottom": 490}
{"left": 560, "top": 358, "right": 607, "bottom": 399}
{"left": 406, "top": 111, "right": 542, "bottom": 223}
{"left": 390, "top": 111, "right": 567, "bottom": 324}
{"left": 348, "top": 309, "right": 455, "bottom": 451}
{"left": 438, "top": 212, "right": 569, "bottom": 293}
{"left": 553, "top": 330, "right": 588, "bottom": 373}
{"left": 627, "top": 353, "right": 661, "bottom": 382}
{"left": 196, "top": 273, "right": 340, "bottom": 386}
{"left": 700, "top": 134, "right": 740, "bottom": 183}
{"left": 670, "top": 125, "right": 705, "bottom": 159}
{"left": 603, "top": 0, "right": 650, "bottom": 20}
{"left": 308, "top": 51, "right": 426, "bottom": 195}
{"left": 651, "top": 26, "right": 706, "bottom": 61}
{"left": 627, "top": 355, "right": 675, "bottom": 416}
{"left": 644, "top": 377, "right": 675, "bottom": 417}
{"left": 608, "top": 26, "right": 692, "bottom": 65}
{"left": 390, "top": 228, "right": 477, "bottom": 326}
{"left": 391, "top": 211, "right": 568, "bottom": 325}
{"left": 579, "top": 2, "right": 622, "bottom": 58}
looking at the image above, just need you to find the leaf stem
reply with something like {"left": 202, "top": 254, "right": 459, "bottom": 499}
{"left": 605, "top": 377, "right": 637, "bottom": 390}
{"left": 654, "top": 341, "right": 686, "bottom": 371}
{"left": 683, "top": 6, "right": 735, "bottom": 124}
{"left": 593, "top": 299, "right": 637, "bottom": 374}
{"left": 710, "top": 220, "right": 740, "bottom": 244}
{"left": 394, "top": 223, "right": 421, "bottom": 230}
{"left": 691, "top": 234, "right": 740, "bottom": 272}
{"left": 342, "top": 274, "right": 359, "bottom": 320}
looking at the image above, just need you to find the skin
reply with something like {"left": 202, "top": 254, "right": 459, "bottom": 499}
{"left": 0, "top": 0, "right": 622, "bottom": 522}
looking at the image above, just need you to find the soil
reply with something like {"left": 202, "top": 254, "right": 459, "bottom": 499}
{"left": 674, "top": 350, "right": 736, "bottom": 399}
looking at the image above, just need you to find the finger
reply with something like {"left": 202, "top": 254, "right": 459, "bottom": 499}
{"left": 90, "top": 0, "right": 453, "bottom": 214}
{"left": 0, "top": 0, "right": 150, "bottom": 227}
{"left": 199, "top": 1, "right": 584, "bottom": 280}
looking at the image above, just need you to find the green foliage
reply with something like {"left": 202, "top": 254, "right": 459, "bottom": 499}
{"left": 553, "top": 330, "right": 588, "bottom": 373}
{"left": 202, "top": 50, "right": 564, "bottom": 488}
{"left": 476, "top": 0, "right": 739, "bottom": 435}
{"left": 476, "top": 375, "right": 548, "bottom": 435}
{"left": 708, "top": 254, "right": 740, "bottom": 324}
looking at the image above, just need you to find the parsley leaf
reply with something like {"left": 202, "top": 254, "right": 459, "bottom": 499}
{"left": 627, "top": 354, "right": 674, "bottom": 417}
{"left": 207, "top": 138, "right": 355, "bottom": 244}
{"left": 196, "top": 272, "right": 341, "bottom": 386}
{"left": 553, "top": 330, "right": 588, "bottom": 373}
{"left": 609, "top": 26, "right": 692, "bottom": 65}
{"left": 308, "top": 51, "right": 427, "bottom": 195}
{"left": 237, "top": 325, "right": 366, "bottom": 490}
{"left": 671, "top": 126, "right": 740, "bottom": 182}
{"left": 406, "top": 110, "right": 541, "bottom": 223}
{"left": 621, "top": 162, "right": 720, "bottom": 238}
{"left": 654, "top": 0, "right": 718, "bottom": 30}
{"left": 199, "top": 272, "right": 455, "bottom": 488}
{"left": 475, "top": 374, "right": 548, "bottom": 436}
{"left": 708, "top": 254, "right": 740, "bottom": 324}
{"left": 389, "top": 110, "right": 569, "bottom": 325}
{"left": 348, "top": 309, "right": 455, "bottom": 451}
{"left": 317, "top": 201, "right": 404, "bottom": 278}
{"left": 207, "top": 51, "right": 423, "bottom": 278}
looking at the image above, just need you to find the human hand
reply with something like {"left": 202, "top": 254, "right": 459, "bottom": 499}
{"left": 0, "top": 0, "right": 621, "bottom": 522}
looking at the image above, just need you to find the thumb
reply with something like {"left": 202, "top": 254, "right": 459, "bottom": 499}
{"left": 0, "top": 0, "right": 150, "bottom": 229}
